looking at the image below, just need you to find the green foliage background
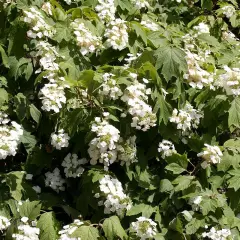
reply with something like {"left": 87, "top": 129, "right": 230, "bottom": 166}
{"left": 1, "top": 0, "right": 240, "bottom": 239}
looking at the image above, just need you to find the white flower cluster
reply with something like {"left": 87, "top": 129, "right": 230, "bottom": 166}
{"left": 32, "top": 186, "right": 41, "bottom": 194}
{"left": 197, "top": 144, "right": 223, "bottom": 169}
{"left": 117, "top": 136, "right": 137, "bottom": 166}
{"left": 51, "top": 129, "right": 70, "bottom": 150}
{"left": 124, "top": 53, "right": 141, "bottom": 68}
{"left": 96, "top": 175, "right": 132, "bottom": 216}
{"left": 71, "top": 20, "right": 103, "bottom": 55}
{"left": 222, "top": 31, "right": 239, "bottom": 41}
{"left": 104, "top": 19, "right": 129, "bottom": 51}
{"left": 222, "top": 5, "right": 235, "bottom": 19}
{"left": 189, "top": 195, "right": 202, "bottom": 211}
{"left": 193, "top": 23, "right": 210, "bottom": 36}
{"left": 58, "top": 219, "right": 83, "bottom": 240}
{"left": 0, "top": 216, "right": 11, "bottom": 231}
{"left": 41, "top": 2, "right": 53, "bottom": 16}
{"left": 39, "top": 83, "right": 67, "bottom": 113}
{"left": 131, "top": 0, "right": 149, "bottom": 9}
{"left": 62, "top": 153, "right": 87, "bottom": 178}
{"left": 141, "top": 19, "right": 159, "bottom": 31}
{"left": 202, "top": 227, "right": 231, "bottom": 240}
{"left": 35, "top": 41, "right": 69, "bottom": 113}
{"left": 36, "top": 41, "right": 59, "bottom": 72}
{"left": 23, "top": 7, "right": 55, "bottom": 39}
{"left": 184, "top": 49, "right": 215, "bottom": 89}
{"left": 121, "top": 77, "right": 157, "bottom": 131}
{"left": 1, "top": 0, "right": 13, "bottom": 8}
{"left": 88, "top": 117, "right": 120, "bottom": 170}
{"left": 95, "top": 0, "right": 116, "bottom": 23}
{"left": 158, "top": 140, "right": 177, "bottom": 159}
{"left": 0, "top": 112, "right": 23, "bottom": 160}
{"left": 131, "top": 217, "right": 157, "bottom": 240}
{"left": 169, "top": 103, "right": 203, "bottom": 136}
{"left": 217, "top": 66, "right": 240, "bottom": 96}
{"left": 99, "top": 73, "right": 123, "bottom": 100}
{"left": 45, "top": 168, "right": 66, "bottom": 192}
{"left": 63, "top": 0, "right": 72, "bottom": 5}
{"left": 12, "top": 217, "right": 40, "bottom": 240}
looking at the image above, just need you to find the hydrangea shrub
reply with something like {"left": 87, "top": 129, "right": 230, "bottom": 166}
{"left": 0, "top": 0, "right": 240, "bottom": 239}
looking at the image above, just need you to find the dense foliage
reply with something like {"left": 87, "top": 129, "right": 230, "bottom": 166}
{"left": 1, "top": 0, "right": 240, "bottom": 239}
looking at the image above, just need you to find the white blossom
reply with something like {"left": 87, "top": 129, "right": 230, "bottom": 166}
{"left": 96, "top": 175, "right": 132, "bottom": 216}
{"left": 39, "top": 83, "right": 67, "bottom": 113}
{"left": 95, "top": 0, "right": 116, "bottom": 23}
{"left": 104, "top": 18, "right": 128, "bottom": 51}
{"left": 71, "top": 20, "right": 103, "bottom": 55}
{"left": 45, "top": 168, "right": 66, "bottom": 192}
{"left": 36, "top": 41, "right": 59, "bottom": 72}
{"left": 32, "top": 186, "right": 41, "bottom": 194}
{"left": 0, "top": 112, "right": 23, "bottom": 160}
{"left": 202, "top": 227, "right": 231, "bottom": 240}
{"left": 88, "top": 117, "right": 120, "bottom": 170}
{"left": 141, "top": 19, "right": 159, "bottom": 31}
{"left": 41, "top": 3, "right": 52, "bottom": 15}
{"left": 62, "top": 153, "right": 87, "bottom": 178}
{"left": 131, "top": 217, "right": 157, "bottom": 240}
{"left": 12, "top": 217, "right": 40, "bottom": 240}
{"left": 131, "top": 0, "right": 149, "bottom": 9}
{"left": 198, "top": 144, "right": 223, "bottom": 169}
{"left": 169, "top": 103, "right": 203, "bottom": 136}
{"left": 189, "top": 196, "right": 202, "bottom": 211}
{"left": 58, "top": 219, "right": 83, "bottom": 240}
{"left": 0, "top": 216, "right": 11, "bottom": 231}
{"left": 51, "top": 129, "right": 70, "bottom": 150}
{"left": 193, "top": 23, "right": 210, "bottom": 36}
{"left": 158, "top": 140, "right": 177, "bottom": 159}
{"left": 216, "top": 66, "right": 240, "bottom": 96}
{"left": 121, "top": 78, "right": 157, "bottom": 131}
{"left": 183, "top": 50, "right": 215, "bottom": 89}
{"left": 23, "top": 7, "right": 55, "bottom": 39}
{"left": 222, "top": 5, "right": 235, "bottom": 18}
{"left": 63, "top": 0, "right": 72, "bottom": 4}
{"left": 99, "top": 73, "right": 123, "bottom": 100}
{"left": 123, "top": 53, "right": 141, "bottom": 68}
{"left": 25, "top": 174, "right": 33, "bottom": 180}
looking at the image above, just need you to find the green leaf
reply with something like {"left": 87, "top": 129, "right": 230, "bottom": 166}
{"left": 0, "top": 45, "right": 9, "bottom": 68}
{"left": 218, "top": 151, "right": 240, "bottom": 171}
{"left": 14, "top": 93, "right": 27, "bottom": 121}
{"left": 169, "top": 217, "right": 183, "bottom": 234}
{"left": 37, "top": 212, "right": 59, "bottom": 240}
{"left": 154, "top": 95, "right": 172, "bottom": 125}
{"left": 29, "top": 104, "right": 42, "bottom": 125}
{"left": 159, "top": 179, "right": 174, "bottom": 193}
{"left": 172, "top": 176, "right": 195, "bottom": 192}
{"left": 165, "top": 153, "right": 189, "bottom": 169}
{"left": 154, "top": 46, "right": 187, "bottom": 81}
{"left": 131, "top": 22, "right": 147, "bottom": 45}
{"left": 19, "top": 201, "right": 41, "bottom": 220}
{"left": 165, "top": 163, "right": 186, "bottom": 174}
{"left": 71, "top": 226, "right": 100, "bottom": 239}
{"left": 103, "top": 216, "right": 127, "bottom": 240}
{"left": 197, "top": 34, "right": 220, "bottom": 46}
{"left": 228, "top": 98, "right": 240, "bottom": 130}
{"left": 227, "top": 169, "right": 240, "bottom": 191}
{"left": 127, "top": 204, "right": 154, "bottom": 218}
{"left": 20, "top": 130, "right": 37, "bottom": 153}
{"left": 201, "top": 0, "right": 213, "bottom": 10}
{"left": 0, "top": 88, "right": 8, "bottom": 107}
{"left": 5, "top": 171, "right": 25, "bottom": 201}
{"left": 186, "top": 218, "right": 205, "bottom": 235}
